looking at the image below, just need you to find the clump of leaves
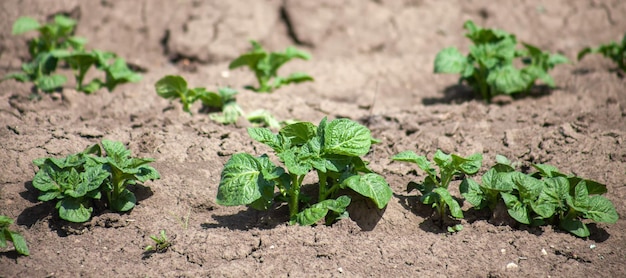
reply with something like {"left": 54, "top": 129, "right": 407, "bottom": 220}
{"left": 392, "top": 150, "right": 482, "bottom": 227}
{"left": 578, "top": 33, "right": 626, "bottom": 73}
{"left": 434, "top": 20, "right": 569, "bottom": 102}
{"left": 32, "top": 140, "right": 160, "bottom": 222}
{"left": 0, "top": 215, "right": 29, "bottom": 256}
{"left": 461, "top": 155, "right": 619, "bottom": 237}
{"left": 2, "top": 15, "right": 141, "bottom": 93}
{"left": 229, "top": 40, "right": 314, "bottom": 93}
{"left": 145, "top": 230, "right": 172, "bottom": 253}
{"left": 216, "top": 117, "right": 392, "bottom": 226}
{"left": 155, "top": 75, "right": 280, "bottom": 128}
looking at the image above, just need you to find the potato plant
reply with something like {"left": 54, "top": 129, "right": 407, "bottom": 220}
{"left": 3, "top": 15, "right": 141, "bottom": 93}
{"left": 434, "top": 20, "right": 568, "bottom": 102}
{"left": 461, "top": 155, "right": 619, "bottom": 237}
{"left": 229, "top": 40, "right": 313, "bottom": 93}
{"left": 578, "top": 33, "right": 626, "bottom": 73}
{"left": 32, "top": 140, "right": 160, "bottom": 222}
{"left": 0, "top": 215, "right": 29, "bottom": 256}
{"left": 216, "top": 118, "right": 392, "bottom": 226}
{"left": 392, "top": 150, "right": 482, "bottom": 227}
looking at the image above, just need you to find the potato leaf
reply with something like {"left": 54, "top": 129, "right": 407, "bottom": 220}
{"left": 216, "top": 153, "right": 272, "bottom": 206}
{"left": 433, "top": 187, "right": 463, "bottom": 219}
{"left": 57, "top": 197, "right": 93, "bottom": 223}
{"left": 292, "top": 196, "right": 351, "bottom": 226}
{"left": 434, "top": 47, "right": 467, "bottom": 74}
{"left": 342, "top": 173, "right": 392, "bottom": 209}
{"left": 323, "top": 119, "right": 372, "bottom": 157}
{"left": 12, "top": 16, "right": 41, "bottom": 34}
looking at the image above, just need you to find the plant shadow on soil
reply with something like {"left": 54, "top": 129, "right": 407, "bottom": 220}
{"left": 423, "top": 84, "right": 556, "bottom": 105}
{"left": 201, "top": 185, "right": 385, "bottom": 231}
{"left": 17, "top": 181, "right": 154, "bottom": 237}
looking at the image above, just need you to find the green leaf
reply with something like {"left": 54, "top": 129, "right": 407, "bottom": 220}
{"left": 58, "top": 198, "right": 93, "bottom": 223}
{"left": 155, "top": 75, "right": 187, "bottom": 99}
{"left": 451, "top": 153, "right": 483, "bottom": 175}
{"left": 279, "top": 122, "right": 317, "bottom": 146}
{"left": 323, "top": 119, "right": 371, "bottom": 157}
{"left": 292, "top": 195, "right": 350, "bottom": 226}
{"left": 248, "top": 127, "right": 281, "bottom": 151}
{"left": 216, "top": 153, "right": 268, "bottom": 206}
{"left": 460, "top": 178, "right": 484, "bottom": 208}
{"left": 8, "top": 231, "right": 29, "bottom": 256}
{"left": 433, "top": 187, "right": 463, "bottom": 219}
{"left": 487, "top": 65, "right": 530, "bottom": 94}
{"left": 110, "top": 188, "right": 136, "bottom": 212}
{"left": 281, "top": 72, "right": 314, "bottom": 84}
{"left": 342, "top": 173, "right": 392, "bottom": 209}
{"left": 392, "top": 151, "right": 432, "bottom": 173}
{"left": 501, "top": 192, "right": 530, "bottom": 224}
{"left": 228, "top": 52, "right": 266, "bottom": 70}
{"left": 12, "top": 17, "right": 41, "bottom": 34}
{"left": 531, "top": 164, "right": 562, "bottom": 178}
{"left": 582, "top": 195, "right": 619, "bottom": 224}
{"left": 36, "top": 74, "right": 67, "bottom": 92}
{"left": 434, "top": 47, "right": 467, "bottom": 74}
{"left": 559, "top": 218, "right": 590, "bottom": 237}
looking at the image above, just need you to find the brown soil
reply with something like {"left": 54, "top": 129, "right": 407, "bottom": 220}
{"left": 1, "top": 0, "right": 626, "bottom": 277}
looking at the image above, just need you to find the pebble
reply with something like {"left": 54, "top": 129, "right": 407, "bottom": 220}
{"left": 337, "top": 267, "right": 344, "bottom": 273}
{"left": 506, "top": 262, "right": 519, "bottom": 270}
{"left": 500, "top": 248, "right": 506, "bottom": 254}
{"left": 541, "top": 248, "right": 548, "bottom": 255}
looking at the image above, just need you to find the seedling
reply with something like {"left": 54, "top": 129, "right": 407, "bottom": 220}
{"left": 216, "top": 118, "right": 392, "bottom": 226}
{"left": 0, "top": 215, "right": 29, "bottom": 256}
{"left": 32, "top": 140, "right": 160, "bottom": 222}
{"left": 392, "top": 150, "right": 482, "bottom": 227}
{"left": 3, "top": 15, "right": 141, "bottom": 93}
{"left": 229, "top": 40, "right": 313, "bottom": 93}
{"left": 145, "top": 230, "right": 172, "bottom": 253}
{"left": 578, "top": 33, "right": 626, "bottom": 73}
{"left": 434, "top": 20, "right": 568, "bottom": 102}
{"left": 155, "top": 75, "right": 281, "bottom": 128}
{"left": 461, "top": 155, "right": 619, "bottom": 237}
{"left": 155, "top": 75, "right": 243, "bottom": 123}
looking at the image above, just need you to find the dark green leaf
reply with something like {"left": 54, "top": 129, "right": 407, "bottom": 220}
{"left": 342, "top": 173, "right": 392, "bottom": 209}
{"left": 279, "top": 122, "right": 317, "bottom": 146}
{"left": 559, "top": 218, "right": 589, "bottom": 237}
{"left": 433, "top": 187, "right": 463, "bottom": 219}
{"left": 58, "top": 198, "right": 93, "bottom": 222}
{"left": 292, "top": 195, "right": 350, "bottom": 226}
{"left": 110, "top": 188, "right": 136, "bottom": 212}
{"left": 460, "top": 178, "right": 484, "bottom": 208}
{"left": 501, "top": 192, "right": 530, "bottom": 224}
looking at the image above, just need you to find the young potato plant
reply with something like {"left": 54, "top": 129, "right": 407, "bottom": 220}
{"left": 578, "top": 33, "right": 626, "bottom": 73}
{"left": 3, "top": 15, "right": 141, "bottom": 93}
{"left": 434, "top": 20, "right": 569, "bottom": 102}
{"left": 155, "top": 75, "right": 280, "bottom": 128}
{"left": 0, "top": 215, "right": 29, "bottom": 256}
{"left": 145, "top": 230, "right": 172, "bottom": 253}
{"left": 229, "top": 40, "right": 313, "bottom": 93}
{"left": 392, "top": 150, "right": 483, "bottom": 227}
{"left": 216, "top": 118, "right": 393, "bottom": 226}
{"left": 32, "top": 140, "right": 160, "bottom": 222}
{"left": 461, "top": 155, "right": 619, "bottom": 237}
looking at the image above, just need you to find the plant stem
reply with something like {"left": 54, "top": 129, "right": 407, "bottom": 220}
{"left": 288, "top": 174, "right": 304, "bottom": 218}
{"left": 317, "top": 170, "right": 327, "bottom": 202}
